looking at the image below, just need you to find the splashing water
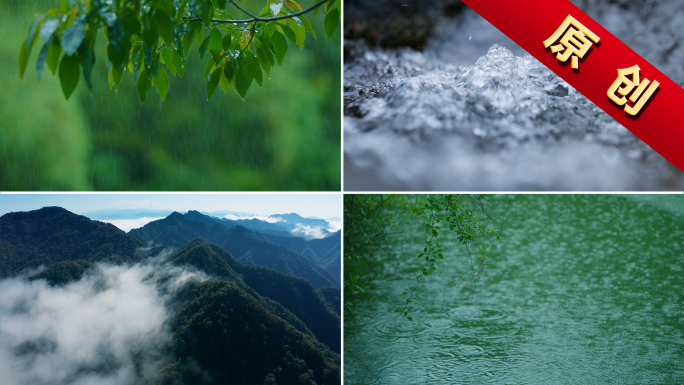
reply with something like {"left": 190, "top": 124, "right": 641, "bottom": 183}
{"left": 344, "top": 5, "right": 684, "bottom": 191}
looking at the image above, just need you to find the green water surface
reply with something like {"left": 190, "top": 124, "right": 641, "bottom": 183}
{"left": 344, "top": 195, "right": 684, "bottom": 384}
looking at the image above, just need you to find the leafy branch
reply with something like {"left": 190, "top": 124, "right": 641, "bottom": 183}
{"left": 18, "top": 0, "right": 340, "bottom": 103}
{"left": 182, "top": 0, "right": 331, "bottom": 23}
{"left": 393, "top": 195, "right": 509, "bottom": 321}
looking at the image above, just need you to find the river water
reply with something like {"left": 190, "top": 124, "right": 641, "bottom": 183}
{"left": 344, "top": 2, "right": 684, "bottom": 190}
{"left": 344, "top": 194, "right": 684, "bottom": 384}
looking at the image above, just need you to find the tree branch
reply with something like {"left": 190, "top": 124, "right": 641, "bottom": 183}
{"left": 183, "top": 0, "right": 330, "bottom": 24}
{"left": 229, "top": 0, "right": 257, "bottom": 19}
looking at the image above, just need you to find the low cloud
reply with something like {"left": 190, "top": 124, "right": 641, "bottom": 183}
{"left": 100, "top": 217, "right": 166, "bottom": 232}
{"left": 292, "top": 224, "right": 328, "bottom": 239}
{"left": 223, "top": 214, "right": 283, "bottom": 223}
{"left": 327, "top": 221, "right": 342, "bottom": 232}
{"left": 0, "top": 256, "right": 208, "bottom": 385}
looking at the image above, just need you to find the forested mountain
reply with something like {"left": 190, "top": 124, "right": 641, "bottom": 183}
{"left": 132, "top": 212, "right": 340, "bottom": 288}
{"left": 163, "top": 280, "right": 340, "bottom": 385}
{"left": 258, "top": 231, "right": 342, "bottom": 279}
{"left": 1, "top": 207, "right": 341, "bottom": 384}
{"left": 165, "top": 238, "right": 341, "bottom": 354}
{"left": 0, "top": 207, "right": 149, "bottom": 277}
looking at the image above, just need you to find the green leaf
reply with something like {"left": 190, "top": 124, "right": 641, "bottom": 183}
{"left": 26, "top": 20, "right": 41, "bottom": 54}
{"left": 406, "top": 317, "right": 413, "bottom": 321}
{"left": 433, "top": 230, "right": 438, "bottom": 237}
{"left": 201, "top": 0, "right": 214, "bottom": 28}
{"left": 279, "top": 23, "right": 297, "bottom": 45}
{"left": 154, "top": 11, "right": 175, "bottom": 44}
{"left": 39, "top": 19, "right": 59, "bottom": 43}
{"left": 222, "top": 34, "right": 232, "bottom": 51}
{"left": 208, "top": 28, "right": 223, "bottom": 62}
{"left": 46, "top": 37, "right": 61, "bottom": 75}
{"left": 224, "top": 60, "right": 235, "bottom": 77}
{"left": 256, "top": 47, "right": 271, "bottom": 77}
{"left": 111, "top": 65, "right": 124, "bottom": 90}
{"left": 173, "top": 49, "right": 186, "bottom": 77}
{"left": 155, "top": 67, "right": 169, "bottom": 101}
{"left": 137, "top": 70, "right": 152, "bottom": 103}
{"left": 259, "top": 29, "right": 270, "bottom": 48}
{"left": 58, "top": 53, "right": 80, "bottom": 100}
{"left": 324, "top": 8, "right": 339, "bottom": 41}
{"left": 325, "top": 0, "right": 336, "bottom": 14}
{"left": 182, "top": 25, "right": 196, "bottom": 58}
{"left": 18, "top": 41, "right": 29, "bottom": 79}
{"left": 270, "top": 30, "right": 287, "bottom": 66}
{"left": 288, "top": 18, "right": 305, "bottom": 50}
{"left": 219, "top": 66, "right": 231, "bottom": 92}
{"left": 78, "top": 36, "right": 96, "bottom": 91}
{"left": 203, "top": 57, "right": 215, "bottom": 79}
{"left": 161, "top": 47, "right": 176, "bottom": 75}
{"left": 108, "top": 36, "right": 131, "bottom": 69}
{"left": 107, "top": 20, "right": 126, "bottom": 50}
{"left": 233, "top": 69, "right": 250, "bottom": 100}
{"left": 207, "top": 66, "right": 221, "bottom": 99}
{"left": 199, "top": 35, "right": 210, "bottom": 59}
{"left": 60, "top": 0, "right": 69, "bottom": 12}
{"left": 300, "top": 15, "right": 316, "bottom": 39}
{"left": 61, "top": 18, "right": 86, "bottom": 56}
{"left": 244, "top": 52, "right": 262, "bottom": 87}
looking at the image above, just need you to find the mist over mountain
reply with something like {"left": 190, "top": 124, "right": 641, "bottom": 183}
{"left": 130, "top": 212, "right": 340, "bottom": 288}
{"left": 0, "top": 207, "right": 341, "bottom": 385}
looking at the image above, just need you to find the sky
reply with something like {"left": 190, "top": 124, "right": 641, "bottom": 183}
{"left": 0, "top": 193, "right": 342, "bottom": 219}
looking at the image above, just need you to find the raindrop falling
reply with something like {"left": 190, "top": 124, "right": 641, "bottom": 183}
{"left": 469, "top": 34, "right": 472, "bottom": 40}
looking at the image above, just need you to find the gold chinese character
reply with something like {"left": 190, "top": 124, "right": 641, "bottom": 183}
{"left": 607, "top": 65, "right": 660, "bottom": 116}
{"left": 543, "top": 15, "right": 600, "bottom": 70}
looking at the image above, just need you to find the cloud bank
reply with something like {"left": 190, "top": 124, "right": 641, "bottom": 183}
{"left": 100, "top": 217, "right": 166, "bottom": 232}
{"left": 291, "top": 224, "right": 329, "bottom": 239}
{"left": 223, "top": 214, "right": 283, "bottom": 223}
{"left": 327, "top": 221, "right": 342, "bottom": 232}
{"left": 0, "top": 256, "right": 208, "bottom": 385}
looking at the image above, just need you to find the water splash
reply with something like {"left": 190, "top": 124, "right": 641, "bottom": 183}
{"left": 344, "top": 42, "right": 682, "bottom": 190}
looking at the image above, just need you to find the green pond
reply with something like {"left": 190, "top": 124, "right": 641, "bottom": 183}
{"left": 344, "top": 195, "right": 684, "bottom": 384}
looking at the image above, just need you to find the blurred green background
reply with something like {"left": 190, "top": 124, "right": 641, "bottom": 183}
{"left": 0, "top": 0, "right": 341, "bottom": 191}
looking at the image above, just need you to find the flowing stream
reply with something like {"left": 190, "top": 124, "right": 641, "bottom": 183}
{"left": 344, "top": 2, "right": 684, "bottom": 190}
{"left": 344, "top": 195, "right": 684, "bottom": 384}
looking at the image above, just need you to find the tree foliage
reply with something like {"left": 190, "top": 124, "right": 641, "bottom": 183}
{"left": 19, "top": 0, "right": 340, "bottom": 103}
{"left": 344, "top": 195, "right": 513, "bottom": 320}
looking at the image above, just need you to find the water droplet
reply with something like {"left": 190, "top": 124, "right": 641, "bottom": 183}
{"left": 469, "top": 34, "right": 472, "bottom": 40}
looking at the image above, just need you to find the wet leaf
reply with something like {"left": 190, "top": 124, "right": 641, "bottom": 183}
{"left": 154, "top": 11, "right": 175, "bottom": 44}
{"left": 46, "top": 38, "right": 62, "bottom": 76}
{"left": 270, "top": 2, "right": 283, "bottom": 17}
{"left": 207, "top": 66, "right": 221, "bottom": 99}
{"left": 137, "top": 70, "right": 152, "bottom": 103}
{"left": 161, "top": 48, "right": 176, "bottom": 75}
{"left": 155, "top": 67, "right": 169, "bottom": 101}
{"left": 18, "top": 41, "right": 29, "bottom": 79}
{"left": 208, "top": 28, "right": 223, "bottom": 62}
{"left": 62, "top": 19, "right": 86, "bottom": 56}
{"left": 270, "top": 30, "right": 287, "bottom": 66}
{"left": 233, "top": 69, "right": 250, "bottom": 100}
{"left": 324, "top": 8, "right": 339, "bottom": 41}
{"left": 58, "top": 53, "right": 80, "bottom": 100}
{"left": 300, "top": 15, "right": 316, "bottom": 39}
{"left": 256, "top": 47, "right": 272, "bottom": 77}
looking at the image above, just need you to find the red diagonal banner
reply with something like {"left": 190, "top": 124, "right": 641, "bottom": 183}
{"left": 461, "top": 0, "right": 684, "bottom": 173}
